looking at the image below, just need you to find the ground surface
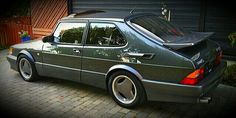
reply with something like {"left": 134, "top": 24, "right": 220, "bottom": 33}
{"left": 0, "top": 50, "right": 236, "bottom": 118}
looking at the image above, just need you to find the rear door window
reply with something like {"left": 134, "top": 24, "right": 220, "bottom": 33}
{"left": 86, "top": 23, "right": 126, "bottom": 46}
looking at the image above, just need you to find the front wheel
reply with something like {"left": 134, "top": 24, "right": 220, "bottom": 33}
{"left": 18, "top": 55, "right": 38, "bottom": 82}
{"left": 108, "top": 71, "right": 146, "bottom": 108}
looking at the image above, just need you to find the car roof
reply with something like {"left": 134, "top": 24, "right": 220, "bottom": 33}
{"left": 61, "top": 10, "right": 153, "bottom": 22}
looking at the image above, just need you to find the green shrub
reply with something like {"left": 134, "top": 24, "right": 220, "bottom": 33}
{"left": 0, "top": 45, "right": 8, "bottom": 50}
{"left": 228, "top": 32, "right": 236, "bottom": 47}
{"left": 222, "top": 64, "right": 236, "bottom": 87}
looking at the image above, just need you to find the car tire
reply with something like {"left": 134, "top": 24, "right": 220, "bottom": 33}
{"left": 17, "top": 54, "right": 38, "bottom": 82}
{"left": 108, "top": 70, "right": 146, "bottom": 108}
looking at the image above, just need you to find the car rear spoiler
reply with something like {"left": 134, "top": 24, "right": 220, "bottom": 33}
{"left": 163, "top": 32, "right": 214, "bottom": 50}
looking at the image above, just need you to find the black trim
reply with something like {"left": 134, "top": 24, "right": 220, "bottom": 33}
{"left": 199, "top": 0, "right": 207, "bottom": 32}
{"left": 67, "top": 0, "right": 73, "bottom": 15}
{"left": 222, "top": 55, "right": 236, "bottom": 61}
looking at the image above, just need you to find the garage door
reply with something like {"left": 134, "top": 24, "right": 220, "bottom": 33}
{"left": 72, "top": 0, "right": 201, "bottom": 32}
{"left": 204, "top": 1, "right": 236, "bottom": 56}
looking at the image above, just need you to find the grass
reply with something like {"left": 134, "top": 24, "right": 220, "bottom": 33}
{"left": 222, "top": 64, "right": 236, "bottom": 87}
{"left": 0, "top": 45, "right": 8, "bottom": 51}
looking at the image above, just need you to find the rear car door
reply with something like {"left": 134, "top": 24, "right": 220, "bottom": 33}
{"left": 42, "top": 21, "right": 87, "bottom": 82}
{"left": 81, "top": 22, "right": 127, "bottom": 88}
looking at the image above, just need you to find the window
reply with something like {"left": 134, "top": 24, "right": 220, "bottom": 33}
{"left": 130, "top": 15, "right": 190, "bottom": 43}
{"left": 53, "top": 22, "right": 86, "bottom": 44}
{"left": 86, "top": 23, "right": 126, "bottom": 46}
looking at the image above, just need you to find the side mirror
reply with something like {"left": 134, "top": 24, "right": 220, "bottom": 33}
{"left": 42, "top": 35, "right": 54, "bottom": 43}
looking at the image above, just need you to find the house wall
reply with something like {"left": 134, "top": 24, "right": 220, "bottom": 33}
{"left": 31, "top": 0, "right": 68, "bottom": 38}
{"left": 0, "top": 17, "right": 32, "bottom": 46}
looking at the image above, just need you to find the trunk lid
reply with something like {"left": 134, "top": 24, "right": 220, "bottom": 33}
{"left": 176, "top": 39, "right": 221, "bottom": 74}
{"left": 163, "top": 32, "right": 214, "bottom": 50}
{"left": 163, "top": 32, "right": 221, "bottom": 70}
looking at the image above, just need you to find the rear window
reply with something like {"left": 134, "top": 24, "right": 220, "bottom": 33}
{"left": 130, "top": 15, "right": 191, "bottom": 42}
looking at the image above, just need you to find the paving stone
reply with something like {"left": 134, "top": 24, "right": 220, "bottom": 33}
{"left": 119, "top": 108, "right": 130, "bottom": 114}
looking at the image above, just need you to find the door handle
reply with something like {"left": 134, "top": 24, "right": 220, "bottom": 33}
{"left": 122, "top": 52, "right": 155, "bottom": 59}
{"left": 73, "top": 48, "right": 80, "bottom": 53}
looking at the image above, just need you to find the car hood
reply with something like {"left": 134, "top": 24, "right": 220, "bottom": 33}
{"left": 12, "top": 38, "right": 44, "bottom": 51}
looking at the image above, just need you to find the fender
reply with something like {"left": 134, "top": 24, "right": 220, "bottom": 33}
{"left": 18, "top": 50, "right": 35, "bottom": 62}
{"left": 106, "top": 64, "right": 143, "bottom": 81}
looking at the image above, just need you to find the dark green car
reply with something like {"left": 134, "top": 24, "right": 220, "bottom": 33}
{"left": 7, "top": 10, "right": 226, "bottom": 108}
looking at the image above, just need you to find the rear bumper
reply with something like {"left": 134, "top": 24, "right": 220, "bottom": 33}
{"left": 7, "top": 54, "right": 18, "bottom": 71}
{"left": 142, "top": 61, "right": 227, "bottom": 103}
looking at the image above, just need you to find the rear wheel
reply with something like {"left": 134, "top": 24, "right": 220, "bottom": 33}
{"left": 18, "top": 55, "right": 38, "bottom": 82}
{"left": 108, "top": 71, "right": 146, "bottom": 108}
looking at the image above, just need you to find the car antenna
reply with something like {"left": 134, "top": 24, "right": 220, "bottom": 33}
{"left": 130, "top": 9, "right": 135, "bottom": 14}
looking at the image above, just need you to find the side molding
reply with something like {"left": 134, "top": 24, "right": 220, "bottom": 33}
{"left": 18, "top": 50, "right": 35, "bottom": 62}
{"left": 106, "top": 64, "right": 143, "bottom": 80}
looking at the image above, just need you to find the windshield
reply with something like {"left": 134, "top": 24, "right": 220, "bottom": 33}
{"left": 130, "top": 15, "right": 191, "bottom": 43}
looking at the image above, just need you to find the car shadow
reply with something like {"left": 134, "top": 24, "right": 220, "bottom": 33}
{"left": 33, "top": 76, "right": 236, "bottom": 117}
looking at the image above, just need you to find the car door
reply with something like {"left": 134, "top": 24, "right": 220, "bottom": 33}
{"left": 81, "top": 22, "right": 127, "bottom": 88}
{"left": 42, "top": 21, "right": 87, "bottom": 82}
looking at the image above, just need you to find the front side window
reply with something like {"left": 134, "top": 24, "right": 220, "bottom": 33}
{"left": 53, "top": 22, "right": 86, "bottom": 44}
{"left": 86, "top": 23, "right": 126, "bottom": 46}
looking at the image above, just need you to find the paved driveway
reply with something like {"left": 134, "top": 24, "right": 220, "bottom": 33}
{"left": 0, "top": 50, "right": 235, "bottom": 118}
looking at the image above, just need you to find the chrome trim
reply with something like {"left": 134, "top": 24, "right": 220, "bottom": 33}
{"left": 107, "top": 64, "right": 143, "bottom": 80}
{"left": 125, "top": 52, "right": 144, "bottom": 57}
{"left": 83, "top": 42, "right": 128, "bottom": 49}
{"left": 42, "top": 52, "right": 81, "bottom": 58}
{"left": 7, "top": 55, "right": 17, "bottom": 61}
{"left": 142, "top": 79, "right": 201, "bottom": 89}
{"left": 19, "top": 50, "right": 35, "bottom": 62}
{"left": 35, "top": 62, "right": 106, "bottom": 75}
{"left": 56, "top": 44, "right": 84, "bottom": 48}
{"left": 163, "top": 42, "right": 194, "bottom": 46}
{"left": 69, "top": 18, "right": 124, "bottom": 22}
{"left": 38, "top": 62, "right": 80, "bottom": 71}
{"left": 81, "top": 69, "right": 106, "bottom": 75}
{"left": 122, "top": 52, "right": 155, "bottom": 59}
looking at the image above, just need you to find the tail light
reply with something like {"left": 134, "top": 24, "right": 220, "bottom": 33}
{"left": 215, "top": 51, "right": 222, "bottom": 65}
{"left": 180, "top": 68, "right": 204, "bottom": 85}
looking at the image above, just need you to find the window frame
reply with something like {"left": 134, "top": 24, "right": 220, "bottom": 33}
{"left": 51, "top": 21, "right": 88, "bottom": 46}
{"left": 84, "top": 21, "right": 127, "bottom": 47}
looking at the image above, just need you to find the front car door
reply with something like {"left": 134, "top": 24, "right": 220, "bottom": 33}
{"left": 42, "top": 21, "right": 87, "bottom": 82}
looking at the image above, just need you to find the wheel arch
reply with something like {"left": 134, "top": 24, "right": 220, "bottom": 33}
{"left": 17, "top": 50, "right": 35, "bottom": 62}
{"left": 105, "top": 64, "right": 144, "bottom": 89}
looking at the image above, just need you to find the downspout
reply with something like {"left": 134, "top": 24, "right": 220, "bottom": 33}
{"left": 67, "top": 0, "right": 73, "bottom": 15}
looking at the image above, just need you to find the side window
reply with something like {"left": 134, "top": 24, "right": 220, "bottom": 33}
{"left": 53, "top": 22, "right": 86, "bottom": 44}
{"left": 86, "top": 23, "right": 126, "bottom": 46}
